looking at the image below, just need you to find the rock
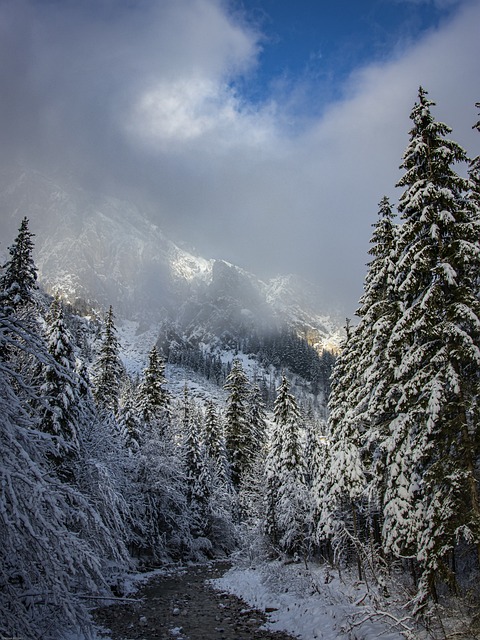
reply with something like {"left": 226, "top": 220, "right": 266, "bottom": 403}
{"left": 93, "top": 561, "right": 297, "bottom": 640}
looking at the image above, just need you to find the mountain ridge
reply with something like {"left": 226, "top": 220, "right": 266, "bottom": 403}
{"left": 0, "top": 166, "right": 343, "bottom": 352}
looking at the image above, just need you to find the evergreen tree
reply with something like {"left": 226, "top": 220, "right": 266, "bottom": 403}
{"left": 0, "top": 217, "right": 37, "bottom": 313}
{"left": 265, "top": 375, "right": 308, "bottom": 556}
{"left": 224, "top": 358, "right": 253, "bottom": 488}
{"left": 470, "top": 101, "right": 480, "bottom": 200}
{"left": 93, "top": 305, "right": 124, "bottom": 415}
{"left": 304, "top": 416, "right": 330, "bottom": 558}
{"left": 136, "top": 345, "right": 169, "bottom": 439}
{"left": 0, "top": 300, "right": 128, "bottom": 640}
{"left": 319, "top": 322, "right": 367, "bottom": 570}
{"left": 117, "top": 379, "right": 142, "bottom": 452}
{"left": 384, "top": 88, "right": 480, "bottom": 603}
{"left": 238, "top": 384, "right": 269, "bottom": 524}
{"left": 182, "top": 385, "right": 211, "bottom": 539}
{"left": 204, "top": 399, "right": 228, "bottom": 481}
{"left": 319, "top": 201, "right": 400, "bottom": 575}
{"left": 354, "top": 196, "right": 399, "bottom": 437}
{"left": 131, "top": 387, "right": 190, "bottom": 561}
{"left": 247, "top": 383, "right": 268, "bottom": 450}
{"left": 468, "top": 102, "right": 480, "bottom": 234}
{"left": 41, "top": 295, "right": 81, "bottom": 457}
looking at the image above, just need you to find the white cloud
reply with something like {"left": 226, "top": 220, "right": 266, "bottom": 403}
{"left": 128, "top": 78, "right": 276, "bottom": 148}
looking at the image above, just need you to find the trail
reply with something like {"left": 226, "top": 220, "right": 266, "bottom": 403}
{"left": 94, "top": 561, "right": 297, "bottom": 640}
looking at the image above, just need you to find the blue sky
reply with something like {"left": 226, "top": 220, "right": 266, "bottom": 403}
{"left": 0, "top": 0, "right": 478, "bottom": 313}
{"left": 233, "top": 0, "right": 462, "bottom": 116}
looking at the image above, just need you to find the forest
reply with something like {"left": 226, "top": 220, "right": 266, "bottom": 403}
{"left": 1, "top": 87, "right": 479, "bottom": 639}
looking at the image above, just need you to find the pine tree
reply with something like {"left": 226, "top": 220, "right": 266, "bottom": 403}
{"left": 93, "top": 305, "right": 124, "bottom": 415}
{"left": 319, "top": 323, "right": 367, "bottom": 572}
{"left": 304, "top": 415, "right": 328, "bottom": 555}
{"left": 41, "top": 295, "right": 81, "bottom": 457}
{"left": 182, "top": 385, "right": 211, "bottom": 539}
{"left": 265, "top": 375, "right": 308, "bottom": 556}
{"left": 0, "top": 217, "right": 37, "bottom": 313}
{"left": 319, "top": 200, "right": 400, "bottom": 575}
{"left": 247, "top": 383, "right": 268, "bottom": 450}
{"left": 0, "top": 301, "right": 128, "bottom": 639}
{"left": 354, "top": 196, "right": 399, "bottom": 434}
{"left": 204, "top": 399, "right": 228, "bottom": 481}
{"left": 384, "top": 88, "right": 480, "bottom": 603}
{"left": 137, "top": 345, "right": 169, "bottom": 434}
{"left": 470, "top": 101, "right": 480, "bottom": 199}
{"left": 224, "top": 358, "right": 253, "bottom": 488}
{"left": 117, "top": 379, "right": 142, "bottom": 452}
{"left": 468, "top": 102, "right": 480, "bottom": 231}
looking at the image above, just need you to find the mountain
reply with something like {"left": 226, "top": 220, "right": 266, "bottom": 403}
{"left": 0, "top": 165, "right": 343, "bottom": 352}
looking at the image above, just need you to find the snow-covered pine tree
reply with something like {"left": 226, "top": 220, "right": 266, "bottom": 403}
{"left": 237, "top": 384, "right": 269, "bottom": 524}
{"left": 247, "top": 382, "right": 268, "bottom": 450}
{"left": 132, "top": 385, "right": 190, "bottom": 561}
{"left": 182, "top": 385, "right": 211, "bottom": 541}
{"left": 384, "top": 88, "right": 480, "bottom": 604}
{"left": 349, "top": 197, "right": 400, "bottom": 551}
{"left": 117, "top": 379, "right": 142, "bottom": 452}
{"left": 315, "top": 199, "right": 400, "bottom": 573}
{"left": 137, "top": 345, "right": 169, "bottom": 431}
{"left": 224, "top": 358, "right": 254, "bottom": 488}
{"left": 303, "top": 413, "right": 328, "bottom": 557}
{"left": 354, "top": 196, "right": 399, "bottom": 430}
{"left": 319, "top": 321, "right": 367, "bottom": 576}
{"left": 265, "top": 375, "right": 309, "bottom": 556}
{"left": 93, "top": 305, "right": 124, "bottom": 415}
{"left": 0, "top": 218, "right": 41, "bottom": 374}
{"left": 468, "top": 102, "right": 480, "bottom": 248}
{"left": 41, "top": 295, "right": 81, "bottom": 459}
{"left": 0, "top": 217, "right": 37, "bottom": 313}
{"left": 0, "top": 301, "right": 128, "bottom": 640}
{"left": 204, "top": 399, "right": 228, "bottom": 481}
{"left": 198, "top": 399, "right": 236, "bottom": 553}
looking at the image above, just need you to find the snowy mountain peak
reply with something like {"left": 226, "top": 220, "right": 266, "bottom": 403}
{"left": 0, "top": 166, "right": 342, "bottom": 350}
{"left": 169, "top": 246, "right": 213, "bottom": 282}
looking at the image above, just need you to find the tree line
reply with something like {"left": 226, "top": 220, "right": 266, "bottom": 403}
{"left": 158, "top": 318, "right": 335, "bottom": 402}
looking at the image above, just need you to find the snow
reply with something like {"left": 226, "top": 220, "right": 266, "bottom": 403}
{"left": 116, "top": 319, "right": 159, "bottom": 375}
{"left": 169, "top": 247, "right": 212, "bottom": 281}
{"left": 212, "top": 561, "right": 407, "bottom": 640}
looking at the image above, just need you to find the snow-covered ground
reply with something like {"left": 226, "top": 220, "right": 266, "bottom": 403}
{"left": 212, "top": 560, "right": 412, "bottom": 640}
{"left": 116, "top": 319, "right": 159, "bottom": 375}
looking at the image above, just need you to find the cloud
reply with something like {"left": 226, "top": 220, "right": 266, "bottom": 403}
{"left": 0, "top": 0, "right": 478, "bottom": 314}
{"left": 127, "top": 78, "right": 276, "bottom": 149}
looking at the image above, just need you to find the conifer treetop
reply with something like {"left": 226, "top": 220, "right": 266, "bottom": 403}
{"left": 1, "top": 216, "right": 38, "bottom": 311}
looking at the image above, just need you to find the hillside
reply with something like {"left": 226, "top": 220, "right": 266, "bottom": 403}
{"left": 0, "top": 165, "right": 343, "bottom": 354}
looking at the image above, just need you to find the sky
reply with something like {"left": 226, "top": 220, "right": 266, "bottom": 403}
{"left": 0, "top": 0, "right": 479, "bottom": 314}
